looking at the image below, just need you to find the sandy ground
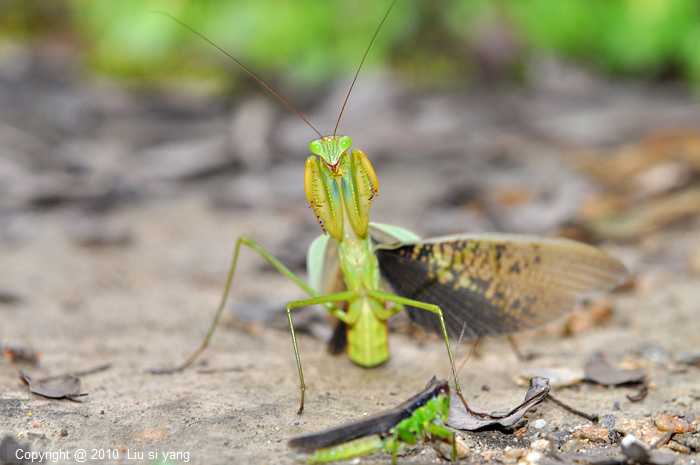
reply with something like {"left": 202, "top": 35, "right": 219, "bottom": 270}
{"left": 1, "top": 56, "right": 699, "bottom": 465}
{"left": 2, "top": 189, "right": 699, "bottom": 465}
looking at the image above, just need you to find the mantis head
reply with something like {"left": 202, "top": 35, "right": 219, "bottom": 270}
{"left": 304, "top": 136, "right": 379, "bottom": 241}
{"left": 308, "top": 135, "right": 353, "bottom": 168}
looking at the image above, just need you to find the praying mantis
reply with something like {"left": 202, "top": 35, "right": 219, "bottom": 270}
{"left": 152, "top": 1, "right": 628, "bottom": 415}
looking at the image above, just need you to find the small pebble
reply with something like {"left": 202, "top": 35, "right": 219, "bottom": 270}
{"left": 532, "top": 419, "right": 547, "bottom": 430}
{"left": 573, "top": 424, "right": 610, "bottom": 443}
{"left": 601, "top": 414, "right": 616, "bottom": 430}
{"left": 524, "top": 450, "right": 543, "bottom": 464}
{"left": 654, "top": 413, "right": 692, "bottom": 433}
{"left": 503, "top": 447, "right": 525, "bottom": 461}
{"left": 530, "top": 439, "right": 550, "bottom": 452}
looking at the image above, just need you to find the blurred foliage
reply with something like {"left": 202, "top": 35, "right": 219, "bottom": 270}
{"left": 508, "top": 0, "right": 700, "bottom": 81}
{"left": 1, "top": 0, "right": 700, "bottom": 89}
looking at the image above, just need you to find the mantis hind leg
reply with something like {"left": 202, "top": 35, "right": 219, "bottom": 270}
{"left": 367, "top": 290, "right": 464, "bottom": 402}
{"left": 150, "top": 235, "right": 343, "bottom": 375}
{"left": 286, "top": 291, "right": 356, "bottom": 414}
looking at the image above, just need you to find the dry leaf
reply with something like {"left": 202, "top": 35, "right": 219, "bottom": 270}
{"left": 21, "top": 371, "right": 86, "bottom": 401}
{"left": 584, "top": 352, "right": 645, "bottom": 386}
{"left": 448, "top": 377, "right": 550, "bottom": 431}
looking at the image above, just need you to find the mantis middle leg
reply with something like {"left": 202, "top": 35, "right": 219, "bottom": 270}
{"left": 286, "top": 291, "right": 356, "bottom": 414}
{"left": 367, "top": 290, "right": 464, "bottom": 401}
{"left": 151, "top": 235, "right": 345, "bottom": 374}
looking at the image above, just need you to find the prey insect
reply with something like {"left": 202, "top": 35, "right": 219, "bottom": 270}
{"left": 152, "top": 1, "right": 628, "bottom": 414}
{"left": 289, "top": 378, "right": 455, "bottom": 464}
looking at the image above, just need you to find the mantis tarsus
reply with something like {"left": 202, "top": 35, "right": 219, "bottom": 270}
{"left": 151, "top": 0, "right": 628, "bottom": 415}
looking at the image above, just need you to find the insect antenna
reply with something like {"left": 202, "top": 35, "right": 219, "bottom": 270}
{"left": 152, "top": 11, "right": 323, "bottom": 138}
{"left": 332, "top": 0, "right": 399, "bottom": 136}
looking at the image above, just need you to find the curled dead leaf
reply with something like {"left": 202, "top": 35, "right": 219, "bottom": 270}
{"left": 448, "top": 377, "right": 550, "bottom": 431}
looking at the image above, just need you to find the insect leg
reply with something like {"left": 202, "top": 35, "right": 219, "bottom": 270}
{"left": 367, "top": 291, "right": 464, "bottom": 401}
{"left": 385, "top": 435, "right": 399, "bottom": 465}
{"left": 151, "top": 235, "right": 344, "bottom": 375}
{"left": 287, "top": 291, "right": 357, "bottom": 414}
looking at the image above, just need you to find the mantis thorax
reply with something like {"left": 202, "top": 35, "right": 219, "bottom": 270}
{"left": 304, "top": 136, "right": 379, "bottom": 242}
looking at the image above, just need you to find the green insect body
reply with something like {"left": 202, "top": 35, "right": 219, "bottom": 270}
{"left": 308, "top": 395, "right": 452, "bottom": 464}
{"left": 291, "top": 380, "right": 456, "bottom": 464}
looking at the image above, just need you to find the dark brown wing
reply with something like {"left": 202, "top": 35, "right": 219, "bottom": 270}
{"left": 376, "top": 234, "right": 628, "bottom": 340}
{"left": 288, "top": 378, "right": 448, "bottom": 451}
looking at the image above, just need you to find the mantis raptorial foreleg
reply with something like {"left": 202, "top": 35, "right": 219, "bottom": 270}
{"left": 151, "top": 235, "right": 344, "bottom": 374}
{"left": 286, "top": 291, "right": 356, "bottom": 414}
{"left": 367, "top": 290, "right": 464, "bottom": 401}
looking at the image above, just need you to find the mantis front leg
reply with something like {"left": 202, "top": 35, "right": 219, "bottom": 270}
{"left": 286, "top": 291, "right": 356, "bottom": 414}
{"left": 367, "top": 290, "right": 464, "bottom": 402}
{"left": 151, "top": 235, "right": 344, "bottom": 375}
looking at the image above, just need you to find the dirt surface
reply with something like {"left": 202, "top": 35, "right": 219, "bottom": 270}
{"left": 1, "top": 50, "right": 699, "bottom": 464}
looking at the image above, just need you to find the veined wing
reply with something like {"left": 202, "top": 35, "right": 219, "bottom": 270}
{"left": 376, "top": 234, "right": 628, "bottom": 340}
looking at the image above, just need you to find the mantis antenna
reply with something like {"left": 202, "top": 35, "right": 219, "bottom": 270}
{"left": 152, "top": 11, "right": 323, "bottom": 138}
{"left": 332, "top": 0, "right": 399, "bottom": 137}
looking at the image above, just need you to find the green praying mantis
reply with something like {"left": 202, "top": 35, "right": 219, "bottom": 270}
{"left": 152, "top": 1, "right": 628, "bottom": 415}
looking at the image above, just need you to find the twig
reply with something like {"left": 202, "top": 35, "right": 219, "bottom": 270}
{"left": 40, "top": 363, "right": 112, "bottom": 382}
{"left": 547, "top": 394, "right": 599, "bottom": 423}
{"left": 626, "top": 383, "right": 648, "bottom": 403}
{"left": 197, "top": 366, "right": 245, "bottom": 374}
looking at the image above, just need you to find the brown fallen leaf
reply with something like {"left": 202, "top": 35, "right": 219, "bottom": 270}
{"left": 20, "top": 371, "right": 86, "bottom": 401}
{"left": 448, "top": 377, "right": 550, "bottom": 431}
{"left": 585, "top": 352, "right": 645, "bottom": 386}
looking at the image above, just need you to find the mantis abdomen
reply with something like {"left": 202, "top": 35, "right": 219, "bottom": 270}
{"left": 346, "top": 297, "right": 389, "bottom": 367}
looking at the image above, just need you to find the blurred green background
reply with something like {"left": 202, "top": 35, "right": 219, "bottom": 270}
{"left": 2, "top": 0, "right": 700, "bottom": 90}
